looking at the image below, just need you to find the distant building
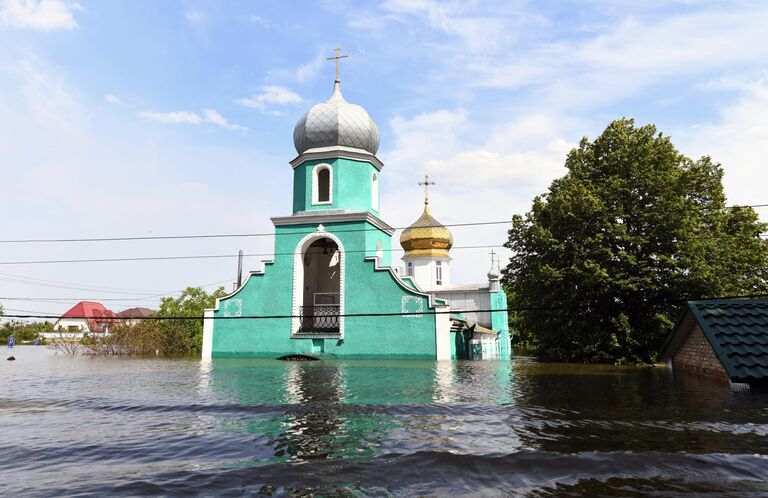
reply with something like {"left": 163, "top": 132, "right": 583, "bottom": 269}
{"left": 661, "top": 299, "right": 768, "bottom": 388}
{"left": 52, "top": 301, "right": 117, "bottom": 336}
{"left": 117, "top": 307, "right": 155, "bottom": 326}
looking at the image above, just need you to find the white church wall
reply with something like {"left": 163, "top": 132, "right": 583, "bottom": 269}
{"left": 434, "top": 290, "right": 492, "bottom": 327}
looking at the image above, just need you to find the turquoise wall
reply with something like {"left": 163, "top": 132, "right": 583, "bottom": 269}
{"left": 211, "top": 220, "right": 435, "bottom": 358}
{"left": 292, "top": 158, "right": 380, "bottom": 215}
{"left": 491, "top": 289, "right": 511, "bottom": 359}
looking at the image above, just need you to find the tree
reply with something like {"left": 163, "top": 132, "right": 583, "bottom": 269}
{"left": 503, "top": 118, "right": 768, "bottom": 364}
{"left": 155, "top": 286, "right": 227, "bottom": 352}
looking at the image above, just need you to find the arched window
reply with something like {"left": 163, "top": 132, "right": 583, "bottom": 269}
{"left": 407, "top": 261, "right": 413, "bottom": 277}
{"left": 312, "top": 164, "right": 332, "bottom": 205}
{"left": 371, "top": 171, "right": 379, "bottom": 210}
{"left": 435, "top": 260, "right": 443, "bottom": 286}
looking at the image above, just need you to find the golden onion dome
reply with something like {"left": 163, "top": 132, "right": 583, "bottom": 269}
{"left": 400, "top": 203, "right": 453, "bottom": 258}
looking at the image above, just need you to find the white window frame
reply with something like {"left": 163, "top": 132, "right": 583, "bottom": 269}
{"left": 312, "top": 164, "right": 333, "bottom": 205}
{"left": 371, "top": 171, "right": 379, "bottom": 211}
{"left": 435, "top": 260, "right": 443, "bottom": 286}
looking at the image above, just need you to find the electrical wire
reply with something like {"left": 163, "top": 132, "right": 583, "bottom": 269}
{"left": 1, "top": 203, "right": 766, "bottom": 245}
{"left": 5, "top": 292, "right": 768, "bottom": 321}
{"left": 0, "top": 244, "right": 506, "bottom": 266}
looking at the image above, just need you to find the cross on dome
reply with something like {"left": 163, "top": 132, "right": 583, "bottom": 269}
{"left": 418, "top": 174, "right": 436, "bottom": 205}
{"left": 326, "top": 47, "right": 349, "bottom": 83}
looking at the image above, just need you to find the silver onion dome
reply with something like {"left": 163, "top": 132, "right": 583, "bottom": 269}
{"left": 293, "top": 82, "right": 380, "bottom": 155}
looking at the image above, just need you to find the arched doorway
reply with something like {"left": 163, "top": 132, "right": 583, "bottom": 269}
{"left": 292, "top": 232, "right": 344, "bottom": 337}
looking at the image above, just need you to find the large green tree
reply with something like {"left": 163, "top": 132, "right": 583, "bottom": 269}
{"left": 503, "top": 118, "right": 768, "bottom": 363}
{"left": 156, "top": 286, "right": 227, "bottom": 352}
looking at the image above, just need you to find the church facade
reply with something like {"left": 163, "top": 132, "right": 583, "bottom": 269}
{"left": 202, "top": 75, "right": 510, "bottom": 360}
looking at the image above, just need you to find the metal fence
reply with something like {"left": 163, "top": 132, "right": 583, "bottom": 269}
{"left": 299, "top": 305, "right": 340, "bottom": 333}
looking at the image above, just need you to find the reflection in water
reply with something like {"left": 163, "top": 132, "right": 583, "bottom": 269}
{"left": 2, "top": 348, "right": 768, "bottom": 496}
{"left": 275, "top": 362, "right": 347, "bottom": 460}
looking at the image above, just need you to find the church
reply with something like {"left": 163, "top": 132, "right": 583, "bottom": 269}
{"left": 202, "top": 55, "right": 510, "bottom": 360}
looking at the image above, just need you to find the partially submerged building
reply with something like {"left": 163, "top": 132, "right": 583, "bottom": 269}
{"left": 116, "top": 307, "right": 155, "bottom": 326}
{"left": 202, "top": 69, "right": 510, "bottom": 360}
{"left": 52, "top": 301, "right": 117, "bottom": 336}
{"left": 661, "top": 299, "right": 768, "bottom": 388}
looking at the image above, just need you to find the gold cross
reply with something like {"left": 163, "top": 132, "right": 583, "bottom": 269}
{"left": 326, "top": 47, "right": 349, "bottom": 83}
{"left": 418, "top": 174, "right": 436, "bottom": 205}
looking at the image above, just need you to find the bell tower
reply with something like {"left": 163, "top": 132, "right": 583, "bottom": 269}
{"left": 289, "top": 50, "right": 382, "bottom": 216}
{"left": 399, "top": 175, "right": 453, "bottom": 291}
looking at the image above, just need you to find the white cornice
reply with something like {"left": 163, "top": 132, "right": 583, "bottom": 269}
{"left": 271, "top": 211, "right": 396, "bottom": 235}
{"left": 290, "top": 145, "right": 384, "bottom": 170}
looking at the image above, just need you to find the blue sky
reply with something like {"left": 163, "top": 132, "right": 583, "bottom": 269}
{"left": 1, "top": 0, "right": 768, "bottom": 317}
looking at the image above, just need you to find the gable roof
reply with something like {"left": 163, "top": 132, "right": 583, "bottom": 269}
{"left": 661, "top": 299, "right": 768, "bottom": 383}
{"left": 117, "top": 307, "right": 155, "bottom": 319}
{"left": 58, "top": 301, "right": 117, "bottom": 332}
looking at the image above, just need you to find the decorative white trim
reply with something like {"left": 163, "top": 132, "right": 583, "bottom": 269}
{"left": 401, "top": 295, "right": 424, "bottom": 318}
{"left": 272, "top": 210, "right": 395, "bottom": 236}
{"left": 292, "top": 231, "right": 346, "bottom": 339}
{"left": 290, "top": 145, "right": 384, "bottom": 171}
{"left": 203, "top": 259, "right": 274, "bottom": 318}
{"left": 363, "top": 256, "right": 450, "bottom": 311}
{"left": 311, "top": 163, "right": 333, "bottom": 205}
{"left": 223, "top": 299, "right": 242, "bottom": 318}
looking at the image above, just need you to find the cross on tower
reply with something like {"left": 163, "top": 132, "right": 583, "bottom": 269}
{"left": 489, "top": 249, "right": 497, "bottom": 265}
{"left": 418, "top": 174, "right": 436, "bottom": 205}
{"left": 326, "top": 47, "right": 349, "bottom": 83}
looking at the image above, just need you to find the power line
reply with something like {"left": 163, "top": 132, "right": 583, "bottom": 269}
{"left": 1, "top": 202, "right": 766, "bottom": 245}
{"left": 0, "top": 220, "right": 513, "bottom": 244}
{"left": 0, "top": 271, "right": 183, "bottom": 295}
{"left": 0, "top": 244, "right": 506, "bottom": 266}
{"left": 6, "top": 292, "right": 768, "bottom": 321}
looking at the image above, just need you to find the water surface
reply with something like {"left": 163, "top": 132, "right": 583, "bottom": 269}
{"left": 1, "top": 347, "right": 767, "bottom": 496}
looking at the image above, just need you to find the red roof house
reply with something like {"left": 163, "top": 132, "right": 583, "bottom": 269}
{"left": 54, "top": 301, "right": 118, "bottom": 333}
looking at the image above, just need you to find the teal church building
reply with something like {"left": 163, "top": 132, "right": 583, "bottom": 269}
{"left": 202, "top": 76, "right": 510, "bottom": 361}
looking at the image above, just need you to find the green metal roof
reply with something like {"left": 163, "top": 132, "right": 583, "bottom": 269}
{"left": 662, "top": 299, "right": 768, "bottom": 383}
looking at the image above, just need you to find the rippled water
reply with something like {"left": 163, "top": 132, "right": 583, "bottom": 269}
{"left": 2, "top": 347, "right": 767, "bottom": 497}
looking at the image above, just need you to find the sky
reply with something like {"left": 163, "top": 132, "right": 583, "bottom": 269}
{"left": 1, "top": 0, "right": 768, "bottom": 318}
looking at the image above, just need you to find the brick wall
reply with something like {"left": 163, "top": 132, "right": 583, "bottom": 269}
{"left": 672, "top": 325, "right": 730, "bottom": 384}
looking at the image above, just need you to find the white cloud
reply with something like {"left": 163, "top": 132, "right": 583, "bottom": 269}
{"left": 235, "top": 85, "right": 302, "bottom": 112}
{"left": 0, "top": 0, "right": 80, "bottom": 30}
{"left": 381, "top": 107, "right": 576, "bottom": 283}
{"left": 137, "top": 108, "right": 247, "bottom": 131}
{"left": 250, "top": 15, "right": 268, "bottom": 27}
{"left": 296, "top": 53, "right": 326, "bottom": 83}
{"left": 202, "top": 108, "right": 248, "bottom": 132}
{"left": 184, "top": 10, "right": 206, "bottom": 24}
{"left": 138, "top": 111, "right": 202, "bottom": 125}
{"left": 679, "top": 80, "right": 768, "bottom": 207}
{"left": 103, "top": 94, "right": 125, "bottom": 106}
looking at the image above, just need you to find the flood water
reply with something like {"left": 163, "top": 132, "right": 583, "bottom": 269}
{"left": 1, "top": 347, "right": 767, "bottom": 497}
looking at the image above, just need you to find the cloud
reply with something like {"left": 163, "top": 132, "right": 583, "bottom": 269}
{"left": 679, "top": 80, "right": 768, "bottom": 207}
{"left": 296, "top": 53, "right": 326, "bottom": 83}
{"left": 137, "top": 108, "right": 247, "bottom": 131}
{"left": 103, "top": 94, "right": 125, "bottom": 106}
{"left": 138, "top": 111, "right": 202, "bottom": 125}
{"left": 236, "top": 85, "right": 302, "bottom": 112}
{"left": 184, "top": 10, "right": 206, "bottom": 24}
{"left": 0, "top": 0, "right": 80, "bottom": 30}
{"left": 249, "top": 15, "right": 268, "bottom": 27}
{"left": 202, "top": 108, "right": 248, "bottom": 132}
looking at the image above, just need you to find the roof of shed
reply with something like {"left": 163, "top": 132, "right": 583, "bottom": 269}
{"left": 661, "top": 299, "right": 768, "bottom": 383}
